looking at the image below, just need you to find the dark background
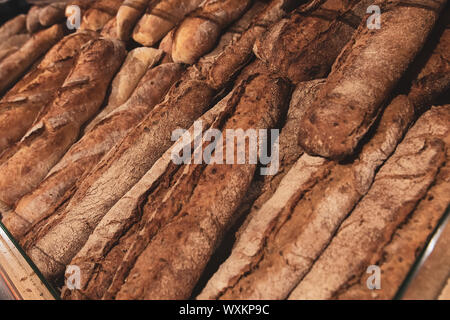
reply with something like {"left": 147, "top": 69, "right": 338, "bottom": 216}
{"left": 0, "top": 0, "right": 30, "bottom": 25}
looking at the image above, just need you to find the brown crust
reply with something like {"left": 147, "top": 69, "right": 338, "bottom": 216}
{"left": 289, "top": 105, "right": 450, "bottom": 300}
{"left": 115, "top": 71, "right": 291, "bottom": 300}
{"left": 297, "top": 0, "right": 446, "bottom": 159}
{"left": 0, "top": 25, "right": 64, "bottom": 95}
{"left": 0, "top": 31, "right": 97, "bottom": 158}
{"left": 0, "top": 38, "right": 125, "bottom": 208}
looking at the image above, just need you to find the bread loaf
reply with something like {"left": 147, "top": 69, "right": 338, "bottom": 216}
{"left": 408, "top": 14, "right": 450, "bottom": 111}
{"left": 171, "top": 0, "right": 251, "bottom": 64}
{"left": 116, "top": 0, "right": 150, "bottom": 41}
{"left": 200, "top": 94, "right": 418, "bottom": 299}
{"left": 0, "top": 14, "right": 26, "bottom": 39}
{"left": 0, "top": 25, "right": 64, "bottom": 95}
{"left": 132, "top": 0, "right": 204, "bottom": 46}
{"left": 80, "top": 0, "right": 123, "bottom": 31}
{"left": 26, "top": 6, "right": 43, "bottom": 33}
{"left": 0, "top": 38, "right": 126, "bottom": 207}
{"left": 0, "top": 31, "right": 97, "bottom": 156}
{"left": 289, "top": 105, "right": 450, "bottom": 300}
{"left": 62, "top": 88, "right": 234, "bottom": 300}
{"left": 6, "top": 63, "right": 184, "bottom": 240}
{"left": 26, "top": 78, "right": 215, "bottom": 281}
{"left": 297, "top": 0, "right": 446, "bottom": 159}
{"left": 115, "top": 71, "right": 291, "bottom": 300}
{"left": 39, "top": 2, "right": 67, "bottom": 27}
{"left": 0, "top": 34, "right": 30, "bottom": 62}
{"left": 337, "top": 154, "right": 450, "bottom": 300}
{"left": 186, "top": 1, "right": 267, "bottom": 79}
{"left": 206, "top": 0, "right": 298, "bottom": 89}
{"left": 85, "top": 47, "right": 164, "bottom": 132}
{"left": 253, "top": 0, "right": 372, "bottom": 83}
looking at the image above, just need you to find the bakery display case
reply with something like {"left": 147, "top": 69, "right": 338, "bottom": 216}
{"left": 0, "top": 0, "right": 449, "bottom": 300}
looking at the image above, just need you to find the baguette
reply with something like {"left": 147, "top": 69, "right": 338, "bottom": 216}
{"left": 0, "top": 38, "right": 126, "bottom": 207}
{"left": 39, "top": 2, "right": 67, "bottom": 27}
{"left": 408, "top": 15, "right": 450, "bottom": 110}
{"left": 62, "top": 88, "right": 234, "bottom": 300}
{"left": 85, "top": 47, "right": 164, "bottom": 132}
{"left": 27, "top": 6, "right": 43, "bottom": 33}
{"left": 186, "top": 1, "right": 268, "bottom": 79}
{"left": 200, "top": 94, "right": 418, "bottom": 299}
{"left": 297, "top": 0, "right": 447, "bottom": 159}
{"left": 0, "top": 34, "right": 30, "bottom": 62}
{"left": 0, "top": 25, "right": 64, "bottom": 96}
{"left": 0, "top": 31, "right": 97, "bottom": 156}
{"left": 224, "top": 78, "right": 324, "bottom": 241}
{"left": 115, "top": 71, "right": 291, "bottom": 300}
{"left": 26, "top": 78, "right": 215, "bottom": 281}
{"left": 0, "top": 14, "right": 26, "bottom": 39}
{"left": 6, "top": 63, "right": 184, "bottom": 240}
{"left": 253, "top": 0, "right": 372, "bottom": 83}
{"left": 132, "top": 0, "right": 205, "bottom": 46}
{"left": 80, "top": 0, "right": 123, "bottom": 31}
{"left": 206, "top": 0, "right": 299, "bottom": 89}
{"left": 116, "top": 0, "right": 150, "bottom": 41}
{"left": 171, "top": 0, "right": 251, "bottom": 64}
{"left": 336, "top": 155, "right": 450, "bottom": 300}
{"left": 289, "top": 105, "right": 450, "bottom": 300}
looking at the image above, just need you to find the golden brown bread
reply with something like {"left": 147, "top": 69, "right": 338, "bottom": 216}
{"left": 0, "top": 38, "right": 126, "bottom": 208}
{"left": 85, "top": 47, "right": 163, "bottom": 132}
{"left": 80, "top": 0, "right": 123, "bottom": 31}
{"left": 0, "top": 25, "right": 64, "bottom": 96}
{"left": 116, "top": 0, "right": 150, "bottom": 40}
{"left": 132, "top": 0, "right": 204, "bottom": 46}
{"left": 0, "top": 31, "right": 97, "bottom": 157}
{"left": 171, "top": 0, "right": 251, "bottom": 64}
{"left": 25, "top": 78, "right": 215, "bottom": 281}
{"left": 0, "top": 34, "right": 30, "bottom": 62}
{"left": 5, "top": 63, "right": 184, "bottom": 240}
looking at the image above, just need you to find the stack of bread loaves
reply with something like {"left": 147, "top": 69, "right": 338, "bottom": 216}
{"left": 0, "top": 0, "right": 448, "bottom": 300}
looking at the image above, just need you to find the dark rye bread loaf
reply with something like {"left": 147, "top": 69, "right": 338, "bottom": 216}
{"left": 199, "top": 94, "right": 417, "bottom": 299}
{"left": 297, "top": 0, "right": 447, "bottom": 160}
{"left": 253, "top": 0, "right": 372, "bottom": 83}
{"left": 62, "top": 89, "right": 235, "bottom": 300}
{"left": 4, "top": 63, "right": 184, "bottom": 240}
{"left": 289, "top": 105, "right": 450, "bottom": 300}
{"left": 114, "top": 71, "right": 291, "bottom": 300}
{"left": 0, "top": 25, "right": 64, "bottom": 95}
{"left": 0, "top": 38, "right": 126, "bottom": 207}
{"left": 0, "top": 31, "right": 98, "bottom": 157}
